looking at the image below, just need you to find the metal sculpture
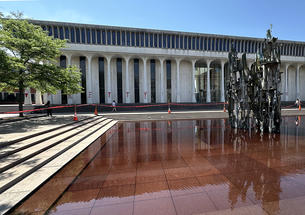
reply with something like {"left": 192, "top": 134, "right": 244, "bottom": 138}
{"left": 227, "top": 27, "right": 281, "bottom": 133}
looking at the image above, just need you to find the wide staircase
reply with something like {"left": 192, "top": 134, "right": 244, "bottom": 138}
{"left": 0, "top": 115, "right": 117, "bottom": 215}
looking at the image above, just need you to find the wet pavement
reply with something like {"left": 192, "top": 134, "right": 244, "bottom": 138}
{"left": 13, "top": 116, "right": 305, "bottom": 215}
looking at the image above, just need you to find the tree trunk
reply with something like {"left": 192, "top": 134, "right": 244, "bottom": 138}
{"left": 18, "top": 75, "right": 24, "bottom": 117}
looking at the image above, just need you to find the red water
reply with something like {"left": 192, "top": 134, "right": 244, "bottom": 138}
{"left": 15, "top": 117, "right": 305, "bottom": 215}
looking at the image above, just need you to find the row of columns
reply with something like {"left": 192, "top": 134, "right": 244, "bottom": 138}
{"left": 62, "top": 53, "right": 229, "bottom": 104}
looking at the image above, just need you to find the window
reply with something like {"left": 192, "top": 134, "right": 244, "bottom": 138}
{"left": 184, "top": 36, "right": 187, "bottom": 49}
{"left": 97, "top": 30, "right": 101, "bottom": 44}
{"left": 188, "top": 37, "right": 192, "bottom": 50}
{"left": 42, "top": 26, "right": 46, "bottom": 31}
{"left": 80, "top": 56, "right": 86, "bottom": 104}
{"left": 54, "top": 26, "right": 58, "bottom": 38}
{"left": 70, "top": 28, "right": 75, "bottom": 43}
{"left": 172, "top": 35, "right": 175, "bottom": 48}
{"left": 76, "top": 28, "right": 80, "bottom": 43}
{"left": 216, "top": 38, "right": 219, "bottom": 51}
{"left": 127, "top": 31, "right": 130, "bottom": 46}
{"left": 102, "top": 30, "right": 106, "bottom": 45}
{"left": 86, "top": 29, "right": 91, "bottom": 44}
{"left": 117, "top": 58, "right": 123, "bottom": 103}
{"left": 204, "top": 37, "right": 207, "bottom": 50}
{"left": 145, "top": 33, "right": 149, "bottom": 47}
{"left": 98, "top": 57, "right": 105, "bottom": 103}
{"left": 131, "top": 32, "right": 135, "bottom": 46}
{"left": 107, "top": 30, "right": 111, "bottom": 45}
{"left": 64, "top": 27, "right": 69, "bottom": 40}
{"left": 176, "top": 35, "right": 179, "bottom": 49}
{"left": 180, "top": 35, "right": 183, "bottom": 49}
{"left": 200, "top": 37, "right": 203, "bottom": 50}
{"left": 163, "top": 34, "right": 166, "bottom": 48}
{"left": 219, "top": 39, "right": 222, "bottom": 51}
{"left": 117, "top": 31, "right": 121, "bottom": 45}
{"left": 122, "top": 31, "right": 125, "bottom": 46}
{"left": 196, "top": 37, "right": 199, "bottom": 50}
{"left": 112, "top": 31, "right": 116, "bottom": 45}
{"left": 158, "top": 34, "right": 162, "bottom": 48}
{"left": 149, "top": 33, "right": 153, "bottom": 47}
{"left": 134, "top": 59, "right": 139, "bottom": 103}
{"left": 92, "top": 29, "right": 96, "bottom": 44}
{"left": 48, "top": 26, "right": 53, "bottom": 36}
{"left": 208, "top": 38, "right": 211, "bottom": 50}
{"left": 167, "top": 35, "right": 170, "bottom": 48}
{"left": 154, "top": 34, "right": 158, "bottom": 48}
{"left": 211, "top": 38, "right": 214, "bottom": 51}
{"left": 140, "top": 32, "right": 144, "bottom": 47}
{"left": 59, "top": 27, "right": 64, "bottom": 40}
{"left": 192, "top": 37, "right": 195, "bottom": 50}
{"left": 81, "top": 28, "right": 85, "bottom": 43}
{"left": 136, "top": 32, "right": 139, "bottom": 46}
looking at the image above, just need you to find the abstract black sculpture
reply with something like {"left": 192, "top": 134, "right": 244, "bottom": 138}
{"left": 227, "top": 27, "right": 281, "bottom": 133}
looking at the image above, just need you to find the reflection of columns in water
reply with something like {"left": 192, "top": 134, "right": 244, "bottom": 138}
{"left": 206, "top": 60, "right": 211, "bottom": 102}
{"left": 207, "top": 120, "right": 211, "bottom": 152}
{"left": 221, "top": 119, "right": 225, "bottom": 153}
{"left": 220, "top": 61, "right": 225, "bottom": 102}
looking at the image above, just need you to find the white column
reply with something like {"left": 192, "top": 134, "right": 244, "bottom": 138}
{"left": 106, "top": 56, "right": 112, "bottom": 103}
{"left": 86, "top": 55, "right": 93, "bottom": 104}
{"left": 297, "top": 64, "right": 300, "bottom": 98}
{"left": 125, "top": 56, "right": 130, "bottom": 103}
{"left": 220, "top": 60, "right": 225, "bottom": 102}
{"left": 176, "top": 58, "right": 181, "bottom": 102}
{"left": 191, "top": 60, "right": 196, "bottom": 103}
{"left": 35, "top": 90, "right": 43, "bottom": 105}
{"left": 206, "top": 60, "right": 211, "bottom": 102}
{"left": 24, "top": 88, "right": 32, "bottom": 105}
{"left": 285, "top": 64, "right": 289, "bottom": 101}
{"left": 159, "top": 58, "right": 165, "bottom": 103}
{"left": 143, "top": 57, "right": 148, "bottom": 103}
{"left": 66, "top": 54, "right": 73, "bottom": 104}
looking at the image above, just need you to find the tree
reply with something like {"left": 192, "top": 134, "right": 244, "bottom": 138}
{"left": 0, "top": 12, "right": 82, "bottom": 116}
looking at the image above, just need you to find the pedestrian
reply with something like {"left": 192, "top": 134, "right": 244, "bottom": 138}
{"left": 112, "top": 100, "right": 117, "bottom": 112}
{"left": 45, "top": 101, "right": 53, "bottom": 117}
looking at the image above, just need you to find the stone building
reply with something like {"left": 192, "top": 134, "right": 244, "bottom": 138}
{"left": 2, "top": 20, "right": 305, "bottom": 105}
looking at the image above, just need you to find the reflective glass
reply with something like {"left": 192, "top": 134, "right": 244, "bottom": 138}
{"left": 71, "top": 28, "right": 75, "bottom": 43}
{"left": 188, "top": 37, "right": 191, "bottom": 50}
{"left": 48, "top": 26, "right": 52, "bottom": 36}
{"left": 163, "top": 34, "right": 166, "bottom": 48}
{"left": 136, "top": 32, "right": 139, "bottom": 46}
{"left": 131, "top": 32, "right": 135, "bottom": 46}
{"left": 167, "top": 35, "right": 170, "bottom": 48}
{"left": 180, "top": 35, "right": 183, "bottom": 49}
{"left": 149, "top": 33, "right": 153, "bottom": 47}
{"left": 172, "top": 35, "right": 175, "bottom": 48}
{"left": 112, "top": 31, "right": 116, "bottom": 45}
{"left": 102, "top": 30, "right": 106, "bottom": 45}
{"left": 92, "top": 29, "right": 96, "bottom": 44}
{"left": 54, "top": 26, "right": 58, "bottom": 38}
{"left": 80, "top": 56, "right": 86, "bottom": 104}
{"left": 86, "top": 29, "right": 91, "bottom": 44}
{"left": 76, "top": 28, "right": 80, "bottom": 43}
{"left": 81, "top": 28, "right": 85, "bottom": 43}
{"left": 97, "top": 30, "right": 101, "bottom": 44}
{"left": 64, "top": 27, "right": 69, "bottom": 40}
{"left": 59, "top": 27, "right": 64, "bottom": 40}
{"left": 122, "top": 31, "right": 125, "bottom": 46}
{"left": 117, "top": 31, "right": 120, "bottom": 45}
{"left": 154, "top": 34, "right": 157, "bottom": 48}
{"left": 127, "top": 31, "right": 130, "bottom": 46}
{"left": 145, "top": 33, "right": 149, "bottom": 47}
{"left": 158, "top": 34, "right": 162, "bottom": 48}
{"left": 176, "top": 35, "right": 179, "bottom": 49}
{"left": 184, "top": 36, "right": 187, "bottom": 49}
{"left": 140, "top": 32, "right": 144, "bottom": 47}
{"left": 107, "top": 30, "right": 111, "bottom": 45}
{"left": 99, "top": 57, "right": 105, "bottom": 103}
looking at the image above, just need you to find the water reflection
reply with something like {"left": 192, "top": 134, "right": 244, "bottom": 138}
{"left": 14, "top": 117, "right": 305, "bottom": 215}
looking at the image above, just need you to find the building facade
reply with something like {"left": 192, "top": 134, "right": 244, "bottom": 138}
{"left": 2, "top": 20, "right": 305, "bottom": 105}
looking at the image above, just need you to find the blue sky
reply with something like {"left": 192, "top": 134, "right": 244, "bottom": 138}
{"left": 0, "top": 0, "right": 304, "bottom": 41}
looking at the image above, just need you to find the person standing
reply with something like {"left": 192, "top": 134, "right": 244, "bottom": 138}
{"left": 45, "top": 101, "right": 53, "bottom": 117}
{"left": 112, "top": 100, "right": 117, "bottom": 112}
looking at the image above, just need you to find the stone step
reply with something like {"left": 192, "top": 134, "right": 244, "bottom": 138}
{"left": 0, "top": 117, "right": 107, "bottom": 173}
{"left": 0, "top": 119, "right": 118, "bottom": 215}
{"left": 0, "top": 118, "right": 114, "bottom": 195}
{"left": 0, "top": 116, "right": 102, "bottom": 159}
{"left": 0, "top": 116, "right": 96, "bottom": 148}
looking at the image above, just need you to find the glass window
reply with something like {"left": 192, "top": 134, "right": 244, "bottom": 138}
{"left": 112, "top": 31, "right": 116, "bottom": 45}
{"left": 131, "top": 32, "right": 135, "bottom": 46}
{"left": 227, "top": 39, "right": 230, "bottom": 51}
{"left": 149, "top": 33, "right": 153, "bottom": 47}
{"left": 54, "top": 26, "right": 58, "bottom": 38}
{"left": 117, "top": 31, "right": 120, "bottom": 45}
{"left": 188, "top": 37, "right": 192, "bottom": 50}
{"left": 166, "top": 60, "right": 171, "bottom": 103}
{"left": 70, "top": 28, "right": 75, "bottom": 43}
{"left": 204, "top": 37, "right": 207, "bottom": 50}
{"left": 180, "top": 35, "right": 183, "bottom": 49}
{"left": 97, "top": 30, "right": 101, "bottom": 44}
{"left": 127, "top": 31, "right": 130, "bottom": 46}
{"left": 140, "top": 32, "right": 144, "bottom": 47}
{"left": 167, "top": 35, "right": 170, "bottom": 48}
{"left": 219, "top": 39, "right": 222, "bottom": 51}
{"left": 154, "top": 34, "right": 158, "bottom": 48}
{"left": 192, "top": 37, "right": 195, "bottom": 50}
{"left": 102, "top": 30, "right": 106, "bottom": 45}
{"left": 136, "top": 32, "right": 139, "bottom": 46}
{"left": 196, "top": 37, "right": 199, "bottom": 50}
{"left": 163, "top": 34, "right": 166, "bottom": 48}
{"left": 117, "top": 58, "right": 123, "bottom": 103}
{"left": 184, "top": 36, "right": 187, "bottom": 49}
{"left": 122, "top": 31, "right": 125, "bottom": 46}
{"left": 208, "top": 38, "right": 211, "bottom": 50}
{"left": 172, "top": 35, "right": 175, "bottom": 48}
{"left": 76, "top": 28, "right": 80, "bottom": 43}
{"left": 200, "top": 37, "right": 203, "bottom": 50}
{"left": 134, "top": 59, "right": 139, "bottom": 103}
{"left": 80, "top": 56, "right": 86, "bottom": 104}
{"left": 92, "top": 29, "right": 96, "bottom": 44}
{"left": 211, "top": 38, "right": 214, "bottom": 51}
{"left": 145, "top": 33, "right": 149, "bottom": 47}
{"left": 176, "top": 35, "right": 179, "bottom": 49}
{"left": 59, "top": 27, "right": 64, "bottom": 40}
{"left": 42, "top": 26, "right": 46, "bottom": 31}
{"left": 107, "top": 30, "right": 111, "bottom": 45}
{"left": 150, "top": 59, "right": 156, "bottom": 103}
{"left": 216, "top": 38, "right": 219, "bottom": 51}
{"left": 86, "top": 29, "right": 91, "bottom": 44}
{"left": 98, "top": 57, "right": 105, "bottom": 103}
{"left": 48, "top": 26, "right": 53, "bottom": 36}
{"left": 81, "top": 28, "right": 85, "bottom": 43}
{"left": 158, "top": 34, "right": 162, "bottom": 48}
{"left": 64, "top": 27, "right": 69, "bottom": 40}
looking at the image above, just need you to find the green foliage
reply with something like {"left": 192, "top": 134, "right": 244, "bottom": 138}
{"left": 0, "top": 11, "right": 82, "bottom": 95}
